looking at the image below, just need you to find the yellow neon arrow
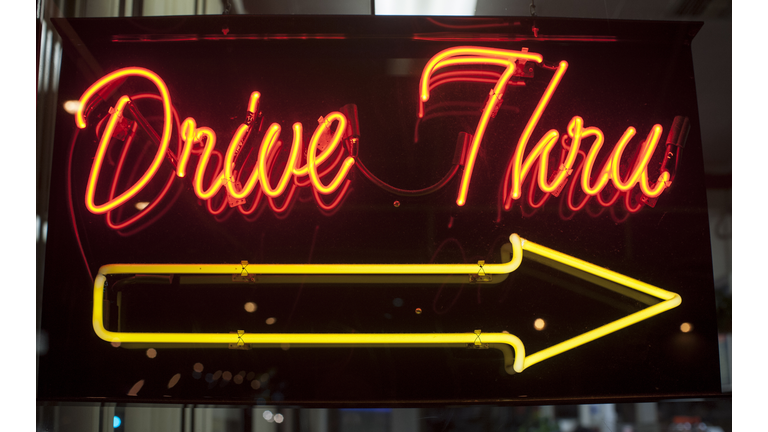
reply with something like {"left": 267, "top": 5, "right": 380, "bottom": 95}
{"left": 91, "top": 233, "right": 681, "bottom": 374}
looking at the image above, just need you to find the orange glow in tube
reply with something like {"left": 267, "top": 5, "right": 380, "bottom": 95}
{"left": 247, "top": 91, "right": 260, "bottom": 114}
{"left": 177, "top": 117, "right": 197, "bottom": 178}
{"left": 223, "top": 92, "right": 262, "bottom": 200}
{"left": 536, "top": 130, "right": 578, "bottom": 194}
{"left": 104, "top": 120, "right": 176, "bottom": 230}
{"left": 267, "top": 183, "right": 298, "bottom": 214}
{"left": 223, "top": 124, "right": 258, "bottom": 199}
{"left": 307, "top": 112, "right": 355, "bottom": 195}
{"left": 419, "top": 59, "right": 524, "bottom": 118}
{"left": 85, "top": 95, "right": 169, "bottom": 214}
{"left": 420, "top": 47, "right": 543, "bottom": 104}
{"left": 293, "top": 127, "right": 341, "bottom": 178}
{"left": 596, "top": 187, "right": 621, "bottom": 207}
{"left": 294, "top": 145, "right": 346, "bottom": 188}
{"left": 193, "top": 129, "right": 226, "bottom": 200}
{"left": 571, "top": 118, "right": 611, "bottom": 196}
{"left": 76, "top": 67, "right": 172, "bottom": 134}
{"left": 505, "top": 61, "right": 569, "bottom": 205}
{"left": 624, "top": 190, "right": 644, "bottom": 213}
{"left": 259, "top": 123, "right": 303, "bottom": 198}
{"left": 611, "top": 125, "right": 663, "bottom": 192}
{"left": 455, "top": 61, "right": 516, "bottom": 206}
{"left": 79, "top": 69, "right": 175, "bottom": 215}
{"left": 639, "top": 170, "right": 670, "bottom": 198}
{"left": 313, "top": 179, "right": 352, "bottom": 211}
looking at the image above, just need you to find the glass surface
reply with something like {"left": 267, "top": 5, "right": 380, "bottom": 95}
{"left": 39, "top": 15, "right": 720, "bottom": 404}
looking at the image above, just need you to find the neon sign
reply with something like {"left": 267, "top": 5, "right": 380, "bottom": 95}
{"left": 92, "top": 233, "right": 681, "bottom": 374}
{"left": 75, "top": 47, "right": 687, "bottom": 226}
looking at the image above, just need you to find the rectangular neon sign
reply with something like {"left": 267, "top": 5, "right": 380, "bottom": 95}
{"left": 39, "top": 15, "right": 721, "bottom": 404}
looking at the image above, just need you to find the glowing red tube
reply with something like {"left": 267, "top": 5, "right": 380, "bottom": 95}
{"left": 178, "top": 117, "right": 197, "bottom": 178}
{"left": 259, "top": 123, "right": 303, "bottom": 198}
{"left": 307, "top": 112, "right": 355, "bottom": 195}
{"left": 504, "top": 61, "right": 569, "bottom": 207}
{"left": 420, "top": 47, "right": 543, "bottom": 104}
{"left": 639, "top": 170, "right": 670, "bottom": 198}
{"left": 104, "top": 119, "right": 175, "bottom": 231}
{"left": 611, "top": 125, "right": 663, "bottom": 192}
{"left": 224, "top": 92, "right": 262, "bottom": 200}
{"left": 595, "top": 187, "right": 621, "bottom": 207}
{"left": 192, "top": 128, "right": 225, "bottom": 200}
{"left": 571, "top": 118, "right": 611, "bottom": 196}
{"left": 456, "top": 62, "right": 516, "bottom": 206}
{"left": 312, "top": 179, "right": 352, "bottom": 212}
{"left": 267, "top": 182, "right": 298, "bottom": 214}
{"left": 78, "top": 68, "right": 173, "bottom": 214}
{"left": 294, "top": 146, "right": 346, "bottom": 188}
{"left": 85, "top": 96, "right": 162, "bottom": 214}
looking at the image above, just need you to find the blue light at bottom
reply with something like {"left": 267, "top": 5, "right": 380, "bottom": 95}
{"left": 113, "top": 416, "right": 122, "bottom": 428}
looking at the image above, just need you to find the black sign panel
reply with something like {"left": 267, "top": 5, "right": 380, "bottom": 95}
{"left": 39, "top": 15, "right": 720, "bottom": 404}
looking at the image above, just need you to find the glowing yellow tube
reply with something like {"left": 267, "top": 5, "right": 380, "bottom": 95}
{"left": 95, "top": 234, "right": 522, "bottom": 277}
{"left": 90, "top": 233, "right": 681, "bottom": 375}
{"left": 91, "top": 234, "right": 527, "bottom": 372}
{"left": 519, "top": 238, "right": 681, "bottom": 370}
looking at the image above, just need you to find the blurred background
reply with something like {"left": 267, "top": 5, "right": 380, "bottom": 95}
{"left": 35, "top": 1, "right": 731, "bottom": 431}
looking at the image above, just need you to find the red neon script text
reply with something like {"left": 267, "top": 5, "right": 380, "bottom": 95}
{"left": 76, "top": 68, "right": 355, "bottom": 215}
{"left": 420, "top": 47, "right": 673, "bottom": 207}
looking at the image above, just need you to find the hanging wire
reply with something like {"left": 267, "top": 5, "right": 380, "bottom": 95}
{"left": 530, "top": 0, "right": 536, "bottom": 16}
{"left": 354, "top": 156, "right": 460, "bottom": 197}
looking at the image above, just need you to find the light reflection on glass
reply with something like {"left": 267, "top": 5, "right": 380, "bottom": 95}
{"left": 266, "top": 317, "right": 276, "bottom": 325}
{"left": 281, "top": 343, "right": 290, "bottom": 351}
{"left": 534, "top": 318, "right": 546, "bottom": 331}
{"left": 222, "top": 371, "right": 232, "bottom": 381}
{"left": 263, "top": 410, "right": 273, "bottom": 421}
{"left": 146, "top": 348, "right": 157, "bottom": 358}
{"left": 680, "top": 322, "right": 693, "bottom": 333}
{"left": 213, "top": 370, "right": 222, "bottom": 380}
{"left": 63, "top": 100, "right": 81, "bottom": 115}
{"left": 127, "top": 379, "right": 144, "bottom": 396}
{"left": 244, "top": 302, "right": 257, "bottom": 313}
{"left": 274, "top": 413, "right": 284, "bottom": 423}
{"left": 111, "top": 341, "right": 121, "bottom": 348}
{"left": 193, "top": 362, "right": 204, "bottom": 372}
{"left": 167, "top": 373, "right": 181, "bottom": 389}
{"left": 246, "top": 371, "right": 256, "bottom": 381}
{"left": 135, "top": 202, "right": 150, "bottom": 210}
{"left": 260, "top": 373, "right": 270, "bottom": 384}
{"left": 251, "top": 380, "right": 261, "bottom": 389}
